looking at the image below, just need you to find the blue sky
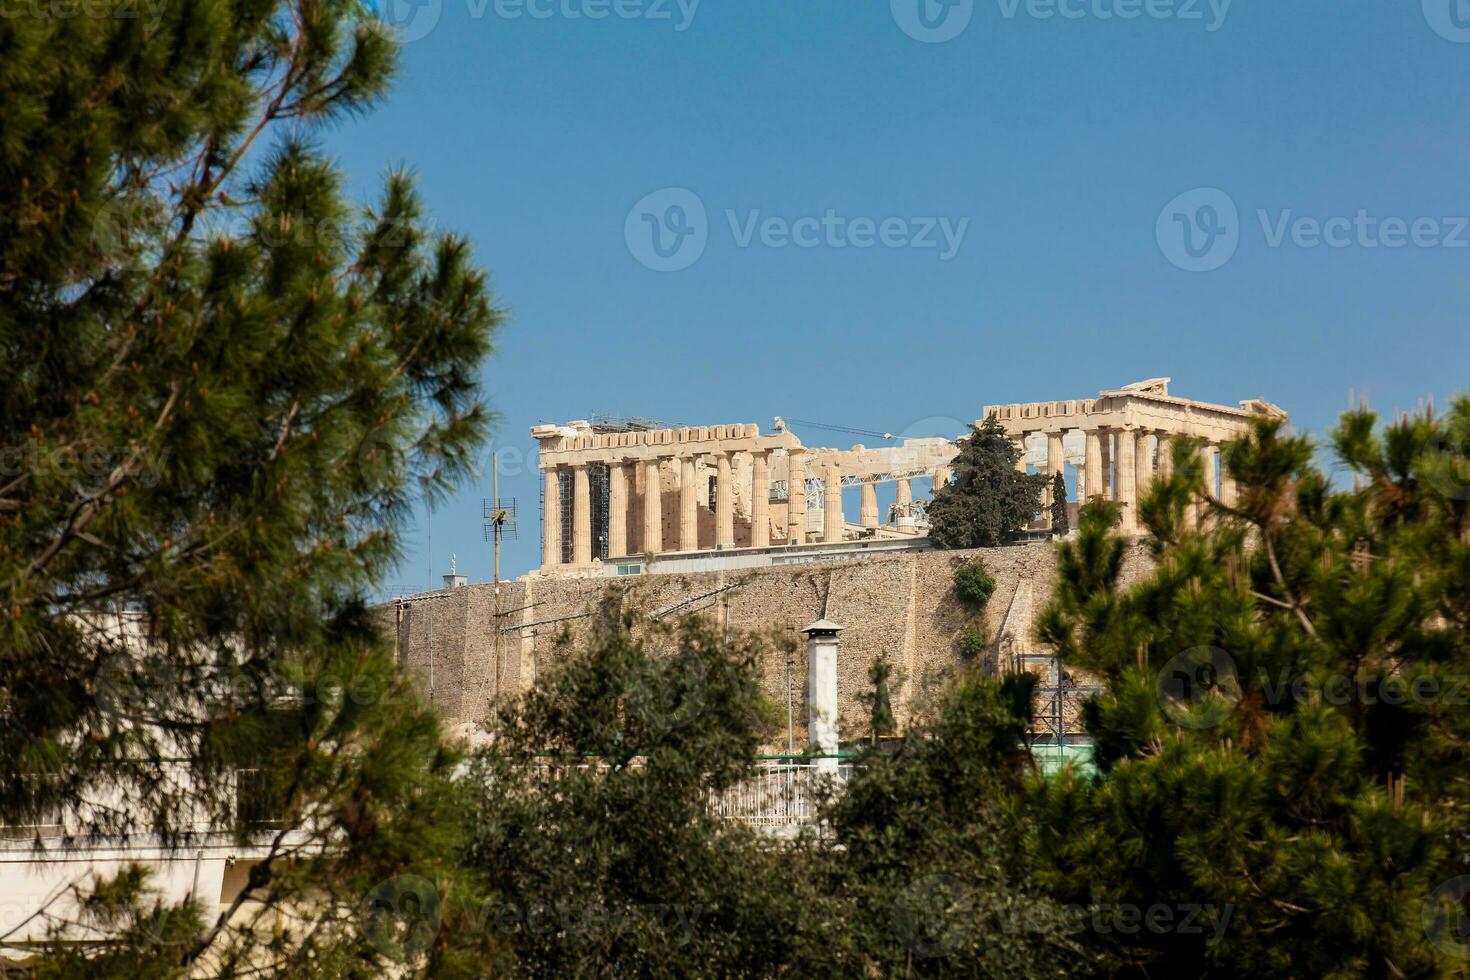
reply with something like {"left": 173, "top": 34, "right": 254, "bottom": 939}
{"left": 331, "top": 0, "right": 1470, "bottom": 590}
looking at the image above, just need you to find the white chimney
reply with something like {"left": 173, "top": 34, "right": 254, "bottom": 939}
{"left": 801, "top": 617, "right": 844, "bottom": 772}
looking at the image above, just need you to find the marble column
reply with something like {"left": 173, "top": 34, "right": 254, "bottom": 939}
{"left": 571, "top": 463, "right": 591, "bottom": 564}
{"left": 751, "top": 451, "right": 770, "bottom": 548}
{"left": 788, "top": 452, "right": 806, "bottom": 545}
{"left": 933, "top": 465, "right": 952, "bottom": 491}
{"left": 1199, "top": 442, "right": 1218, "bottom": 526}
{"left": 1221, "top": 464, "right": 1238, "bottom": 508}
{"left": 607, "top": 461, "right": 628, "bottom": 558}
{"left": 642, "top": 458, "right": 662, "bottom": 554}
{"left": 541, "top": 467, "right": 561, "bottom": 568}
{"left": 823, "top": 460, "right": 843, "bottom": 542}
{"left": 1084, "top": 429, "right": 1104, "bottom": 502}
{"left": 1014, "top": 434, "right": 1029, "bottom": 473}
{"left": 1134, "top": 430, "right": 1153, "bottom": 500}
{"left": 1156, "top": 431, "right": 1174, "bottom": 479}
{"left": 895, "top": 478, "right": 912, "bottom": 516}
{"left": 859, "top": 482, "right": 879, "bottom": 529}
{"left": 679, "top": 456, "right": 699, "bottom": 551}
{"left": 715, "top": 452, "right": 735, "bottom": 549}
{"left": 1099, "top": 431, "right": 1113, "bottom": 500}
{"left": 1116, "top": 430, "right": 1137, "bottom": 533}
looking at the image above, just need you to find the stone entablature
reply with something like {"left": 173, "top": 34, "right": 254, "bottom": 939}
{"left": 531, "top": 422, "right": 796, "bottom": 462}
{"left": 984, "top": 379, "right": 1285, "bottom": 445}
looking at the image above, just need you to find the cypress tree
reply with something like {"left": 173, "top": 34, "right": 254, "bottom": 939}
{"left": 928, "top": 418, "right": 1047, "bottom": 549}
{"left": 1050, "top": 470, "right": 1069, "bottom": 535}
{"left": 861, "top": 656, "right": 897, "bottom": 744}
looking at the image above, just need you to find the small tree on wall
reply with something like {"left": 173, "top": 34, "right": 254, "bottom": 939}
{"left": 928, "top": 418, "right": 1048, "bottom": 549}
{"left": 954, "top": 561, "right": 997, "bottom": 611}
{"left": 860, "top": 657, "right": 897, "bottom": 745}
{"left": 952, "top": 560, "right": 996, "bottom": 670}
{"left": 1050, "top": 471, "right": 1069, "bottom": 535}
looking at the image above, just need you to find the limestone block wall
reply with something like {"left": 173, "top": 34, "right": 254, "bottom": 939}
{"left": 375, "top": 540, "right": 1155, "bottom": 747}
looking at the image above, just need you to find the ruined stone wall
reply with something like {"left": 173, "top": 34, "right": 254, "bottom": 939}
{"left": 375, "top": 540, "right": 1156, "bottom": 747}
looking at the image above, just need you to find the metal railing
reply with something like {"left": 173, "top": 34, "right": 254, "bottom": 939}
{"left": 710, "top": 762, "right": 852, "bottom": 827}
{"left": 526, "top": 756, "right": 856, "bottom": 828}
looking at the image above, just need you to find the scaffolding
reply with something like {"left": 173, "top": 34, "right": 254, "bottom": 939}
{"left": 1011, "top": 652, "right": 1100, "bottom": 752}
{"left": 588, "top": 414, "right": 678, "bottom": 433}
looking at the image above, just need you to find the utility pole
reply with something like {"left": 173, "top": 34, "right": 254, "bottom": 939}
{"left": 483, "top": 452, "right": 517, "bottom": 705}
{"left": 493, "top": 453, "right": 501, "bottom": 584}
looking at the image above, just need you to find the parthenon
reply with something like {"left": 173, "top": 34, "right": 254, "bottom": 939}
{"left": 531, "top": 379, "right": 1287, "bottom": 576}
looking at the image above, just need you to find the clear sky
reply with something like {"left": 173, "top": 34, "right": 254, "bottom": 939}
{"left": 330, "top": 0, "right": 1470, "bottom": 591}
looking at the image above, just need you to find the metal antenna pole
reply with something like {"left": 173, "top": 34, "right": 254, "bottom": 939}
{"left": 492, "top": 452, "right": 501, "bottom": 585}
{"left": 493, "top": 452, "right": 501, "bottom": 703}
{"left": 482, "top": 455, "right": 518, "bottom": 707}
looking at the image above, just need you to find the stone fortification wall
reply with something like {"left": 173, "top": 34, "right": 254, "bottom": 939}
{"left": 375, "top": 540, "right": 1155, "bottom": 747}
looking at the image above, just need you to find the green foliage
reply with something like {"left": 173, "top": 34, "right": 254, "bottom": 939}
{"left": 1, "top": 2, "right": 501, "bottom": 972}
{"left": 1025, "top": 405, "right": 1470, "bottom": 976}
{"left": 1050, "top": 471, "right": 1069, "bottom": 535}
{"left": 455, "top": 606, "right": 818, "bottom": 978}
{"left": 818, "top": 673, "right": 1084, "bottom": 977}
{"left": 860, "top": 656, "right": 898, "bottom": 744}
{"left": 954, "top": 560, "right": 997, "bottom": 611}
{"left": 956, "top": 625, "right": 988, "bottom": 662}
{"left": 928, "top": 418, "right": 1048, "bottom": 549}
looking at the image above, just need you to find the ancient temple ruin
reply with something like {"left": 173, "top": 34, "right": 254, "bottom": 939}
{"left": 531, "top": 379, "right": 1286, "bottom": 576}
{"left": 985, "top": 377, "right": 1287, "bottom": 534}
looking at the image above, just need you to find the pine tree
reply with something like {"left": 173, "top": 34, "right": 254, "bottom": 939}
{"left": 928, "top": 418, "right": 1048, "bottom": 549}
{"left": 1025, "top": 407, "right": 1470, "bottom": 975}
{"left": 0, "top": 3, "right": 502, "bottom": 972}
{"left": 1050, "top": 471, "right": 1068, "bottom": 535}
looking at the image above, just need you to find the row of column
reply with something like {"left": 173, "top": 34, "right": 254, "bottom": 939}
{"left": 542, "top": 451, "right": 860, "bottom": 568}
{"left": 1016, "top": 428, "right": 1236, "bottom": 534}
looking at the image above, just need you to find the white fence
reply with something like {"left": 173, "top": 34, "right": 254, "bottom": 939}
{"left": 711, "top": 763, "right": 853, "bottom": 828}
{"left": 530, "top": 758, "right": 855, "bottom": 829}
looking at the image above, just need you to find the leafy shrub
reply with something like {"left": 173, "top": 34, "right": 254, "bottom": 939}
{"left": 956, "top": 625, "right": 987, "bottom": 661}
{"left": 954, "top": 562, "right": 997, "bottom": 611}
